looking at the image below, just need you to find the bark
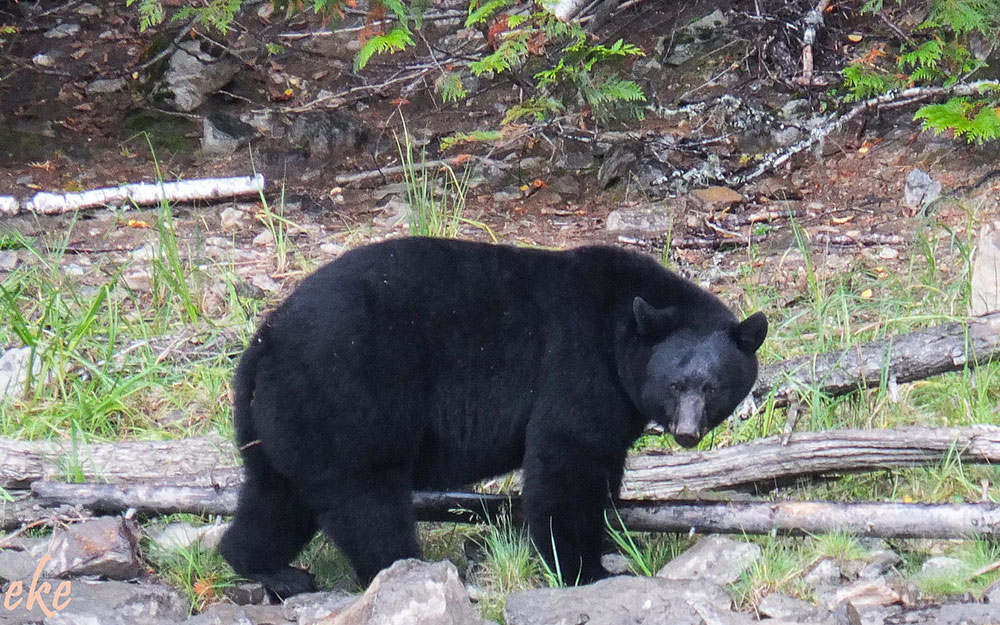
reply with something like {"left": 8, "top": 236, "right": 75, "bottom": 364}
{"left": 752, "top": 310, "right": 1000, "bottom": 407}
{"left": 622, "top": 425, "right": 1000, "bottom": 499}
{"left": 0, "top": 435, "right": 240, "bottom": 489}
{"left": 20, "top": 483, "right": 1000, "bottom": 539}
{"left": 0, "top": 174, "right": 265, "bottom": 216}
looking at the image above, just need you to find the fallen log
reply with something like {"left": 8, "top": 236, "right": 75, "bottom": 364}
{"left": 0, "top": 435, "right": 239, "bottom": 489}
{"left": 623, "top": 425, "right": 1000, "bottom": 499}
{"left": 752, "top": 310, "right": 1000, "bottom": 407}
{"left": 4, "top": 427, "right": 1000, "bottom": 501}
{"left": 0, "top": 174, "right": 266, "bottom": 216}
{"left": 22, "top": 482, "right": 1000, "bottom": 539}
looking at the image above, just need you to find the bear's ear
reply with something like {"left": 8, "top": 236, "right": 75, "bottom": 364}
{"left": 734, "top": 311, "right": 768, "bottom": 353}
{"left": 633, "top": 296, "right": 680, "bottom": 337}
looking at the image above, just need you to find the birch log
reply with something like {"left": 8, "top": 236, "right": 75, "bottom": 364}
{"left": 22, "top": 482, "right": 1000, "bottom": 538}
{"left": 0, "top": 174, "right": 265, "bottom": 216}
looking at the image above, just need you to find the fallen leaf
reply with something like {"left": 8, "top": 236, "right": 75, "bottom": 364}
{"left": 831, "top": 215, "right": 854, "bottom": 225}
{"left": 860, "top": 288, "right": 873, "bottom": 299}
{"left": 127, "top": 219, "right": 150, "bottom": 229}
{"left": 847, "top": 33, "right": 863, "bottom": 42}
{"left": 533, "top": 179, "right": 547, "bottom": 188}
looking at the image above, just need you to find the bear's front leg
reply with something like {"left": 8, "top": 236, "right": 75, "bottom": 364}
{"left": 521, "top": 429, "right": 622, "bottom": 585}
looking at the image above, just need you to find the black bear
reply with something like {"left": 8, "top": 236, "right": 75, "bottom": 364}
{"left": 219, "top": 237, "right": 767, "bottom": 597}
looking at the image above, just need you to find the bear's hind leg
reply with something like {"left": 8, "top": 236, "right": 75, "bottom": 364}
{"left": 220, "top": 475, "right": 318, "bottom": 600}
{"left": 308, "top": 471, "right": 421, "bottom": 586}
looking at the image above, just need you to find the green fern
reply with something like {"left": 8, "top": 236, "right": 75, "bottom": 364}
{"left": 502, "top": 96, "right": 563, "bottom": 124}
{"left": 127, "top": 0, "right": 165, "bottom": 31}
{"left": 437, "top": 71, "right": 468, "bottom": 104}
{"left": 842, "top": 63, "right": 905, "bottom": 101}
{"left": 355, "top": 26, "right": 414, "bottom": 71}
{"left": 466, "top": 0, "right": 514, "bottom": 27}
{"left": 926, "top": 0, "right": 1000, "bottom": 35}
{"left": 440, "top": 129, "right": 503, "bottom": 150}
{"left": 914, "top": 97, "right": 1000, "bottom": 143}
{"left": 470, "top": 36, "right": 529, "bottom": 76}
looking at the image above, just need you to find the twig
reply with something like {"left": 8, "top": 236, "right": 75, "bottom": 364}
{"left": 334, "top": 156, "right": 511, "bottom": 186}
{"left": 797, "top": 0, "right": 831, "bottom": 86}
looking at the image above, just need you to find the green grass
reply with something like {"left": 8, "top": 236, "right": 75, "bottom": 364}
{"left": 146, "top": 541, "right": 240, "bottom": 612}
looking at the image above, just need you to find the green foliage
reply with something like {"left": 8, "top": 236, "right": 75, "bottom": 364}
{"left": 466, "top": 0, "right": 514, "bottom": 27}
{"left": 440, "top": 129, "right": 503, "bottom": 150}
{"left": 355, "top": 26, "right": 415, "bottom": 71}
{"left": 437, "top": 71, "right": 468, "bottom": 103}
{"left": 128, "top": 0, "right": 166, "bottom": 31}
{"left": 844, "top": 0, "right": 1000, "bottom": 142}
{"left": 914, "top": 96, "right": 1000, "bottom": 143}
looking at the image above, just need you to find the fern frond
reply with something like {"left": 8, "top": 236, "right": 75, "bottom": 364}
{"left": 437, "top": 71, "right": 468, "bottom": 103}
{"left": 466, "top": 0, "right": 514, "bottom": 27}
{"left": 354, "top": 26, "right": 414, "bottom": 71}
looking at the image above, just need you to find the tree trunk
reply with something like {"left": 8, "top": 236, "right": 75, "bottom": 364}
{"left": 623, "top": 425, "right": 1000, "bottom": 499}
{"left": 753, "top": 311, "right": 1000, "bottom": 407}
{"left": 22, "top": 482, "right": 1000, "bottom": 539}
{"left": 0, "top": 435, "right": 239, "bottom": 489}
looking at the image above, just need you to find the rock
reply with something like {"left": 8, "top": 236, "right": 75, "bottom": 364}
{"left": 319, "top": 242, "right": 347, "bottom": 258}
{"left": 550, "top": 174, "right": 582, "bottom": 196}
{"left": 491, "top": 186, "right": 524, "bottom": 202}
{"left": 250, "top": 273, "right": 281, "bottom": 293}
{"left": 918, "top": 555, "right": 967, "bottom": 580}
{"left": 86, "top": 77, "right": 127, "bottom": 95}
{"left": 202, "top": 113, "right": 258, "bottom": 156}
{"left": 772, "top": 125, "right": 803, "bottom": 147}
{"left": 558, "top": 146, "right": 595, "bottom": 171}
{"left": 43, "top": 22, "right": 81, "bottom": 38}
{"left": 656, "top": 535, "right": 762, "bottom": 585}
{"left": 185, "top": 603, "right": 291, "bottom": 624}
{"left": 987, "top": 578, "right": 1000, "bottom": 603}
{"left": 287, "top": 111, "right": 366, "bottom": 158}
{"left": 601, "top": 553, "right": 632, "bottom": 576}
{"left": 605, "top": 201, "right": 677, "bottom": 235}
{"left": 597, "top": 145, "right": 639, "bottom": 188}
{"left": 373, "top": 196, "right": 410, "bottom": 227}
{"left": 124, "top": 269, "right": 153, "bottom": 292}
{"left": 903, "top": 168, "right": 942, "bottom": 210}
{"left": 2, "top": 578, "right": 187, "bottom": 625}
{"left": 310, "top": 559, "right": 487, "bottom": 625}
{"left": 805, "top": 558, "right": 843, "bottom": 591}
{"left": 504, "top": 576, "right": 732, "bottom": 625}
{"left": 148, "top": 521, "right": 227, "bottom": 552}
{"left": 832, "top": 600, "right": 863, "bottom": 625}
{"left": 164, "top": 40, "right": 241, "bottom": 112}
{"left": 282, "top": 590, "right": 357, "bottom": 623}
{"left": 0, "top": 347, "right": 43, "bottom": 399}
{"left": 936, "top": 602, "right": 1000, "bottom": 625}
{"left": 0, "top": 250, "right": 17, "bottom": 271}
{"left": 758, "top": 592, "right": 826, "bottom": 621}
{"left": 222, "top": 582, "right": 268, "bottom": 606}
{"left": 691, "top": 186, "right": 744, "bottom": 209}
{"left": 824, "top": 578, "right": 901, "bottom": 611}
{"left": 253, "top": 229, "right": 275, "bottom": 247}
{"left": 44, "top": 516, "right": 143, "bottom": 580}
{"left": 0, "top": 546, "right": 41, "bottom": 582}
{"left": 221, "top": 207, "right": 250, "bottom": 231}
{"left": 858, "top": 549, "right": 901, "bottom": 580}
{"left": 32, "top": 53, "right": 57, "bottom": 67}
{"left": 970, "top": 220, "right": 1000, "bottom": 315}
{"left": 75, "top": 2, "right": 101, "bottom": 16}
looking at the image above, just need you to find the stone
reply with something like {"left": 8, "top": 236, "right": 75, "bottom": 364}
{"left": 202, "top": 113, "right": 258, "bottom": 156}
{"left": 86, "top": 77, "right": 127, "bottom": 95}
{"left": 559, "top": 148, "right": 595, "bottom": 171}
{"left": 184, "top": 603, "right": 291, "bottom": 624}
{"left": 903, "top": 168, "right": 942, "bottom": 210}
{"left": 287, "top": 111, "right": 366, "bottom": 158}
{"left": 605, "top": 201, "right": 677, "bottom": 235}
{"left": 504, "top": 576, "right": 732, "bottom": 625}
{"left": 164, "top": 40, "right": 241, "bottom": 112}
{"left": 222, "top": 582, "right": 268, "bottom": 606}
{"left": 43, "top": 22, "right": 81, "bottom": 38}
{"left": 32, "top": 53, "right": 57, "bottom": 67}
{"left": 824, "top": 578, "right": 901, "bottom": 611}
{"left": 0, "top": 546, "right": 41, "bottom": 582}
{"left": 0, "top": 347, "right": 43, "bottom": 399}
{"left": 656, "top": 535, "right": 762, "bottom": 585}
{"left": 805, "top": 558, "right": 843, "bottom": 591}
{"left": 597, "top": 145, "right": 638, "bottom": 188}
{"left": 2, "top": 578, "right": 187, "bottom": 625}
{"left": 936, "top": 602, "right": 1000, "bottom": 625}
{"left": 986, "top": 578, "right": 1000, "bottom": 603}
{"left": 253, "top": 229, "right": 275, "bottom": 247}
{"left": 149, "top": 521, "right": 227, "bottom": 552}
{"left": 221, "top": 207, "right": 250, "bottom": 231}
{"left": 601, "top": 553, "right": 632, "bottom": 576}
{"left": 283, "top": 590, "right": 357, "bottom": 623}
{"left": 43, "top": 516, "right": 143, "bottom": 580}
{"left": 373, "top": 196, "right": 410, "bottom": 227}
{"left": 124, "top": 269, "right": 153, "bottom": 292}
{"left": 918, "top": 555, "right": 967, "bottom": 580}
{"left": 858, "top": 549, "right": 902, "bottom": 579}
{"left": 970, "top": 220, "right": 1000, "bottom": 315}
{"left": 758, "top": 592, "right": 826, "bottom": 621}
{"left": 250, "top": 273, "right": 281, "bottom": 293}
{"left": 691, "top": 186, "right": 744, "bottom": 208}
{"left": 0, "top": 250, "right": 17, "bottom": 271}
{"left": 310, "top": 559, "right": 487, "bottom": 625}
{"left": 832, "top": 600, "right": 862, "bottom": 625}
{"left": 75, "top": 2, "right": 101, "bottom": 16}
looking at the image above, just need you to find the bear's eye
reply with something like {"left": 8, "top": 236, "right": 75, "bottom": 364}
{"left": 670, "top": 382, "right": 682, "bottom": 392}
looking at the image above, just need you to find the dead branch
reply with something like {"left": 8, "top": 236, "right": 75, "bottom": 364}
{"left": 732, "top": 80, "right": 1000, "bottom": 186}
{"left": 21, "top": 482, "right": 1000, "bottom": 539}
{"left": 753, "top": 310, "right": 1000, "bottom": 407}
{"left": 796, "top": 0, "right": 832, "bottom": 86}
{"left": 622, "top": 425, "right": 1000, "bottom": 499}
{"left": 0, "top": 174, "right": 265, "bottom": 216}
{"left": 333, "top": 156, "right": 511, "bottom": 186}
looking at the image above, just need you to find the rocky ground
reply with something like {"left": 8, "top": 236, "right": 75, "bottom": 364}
{"left": 2, "top": 0, "right": 1000, "bottom": 623}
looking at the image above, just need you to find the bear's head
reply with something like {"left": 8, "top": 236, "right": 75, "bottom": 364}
{"left": 633, "top": 297, "right": 768, "bottom": 448}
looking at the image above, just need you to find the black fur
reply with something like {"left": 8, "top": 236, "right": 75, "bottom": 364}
{"left": 219, "top": 237, "right": 767, "bottom": 596}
